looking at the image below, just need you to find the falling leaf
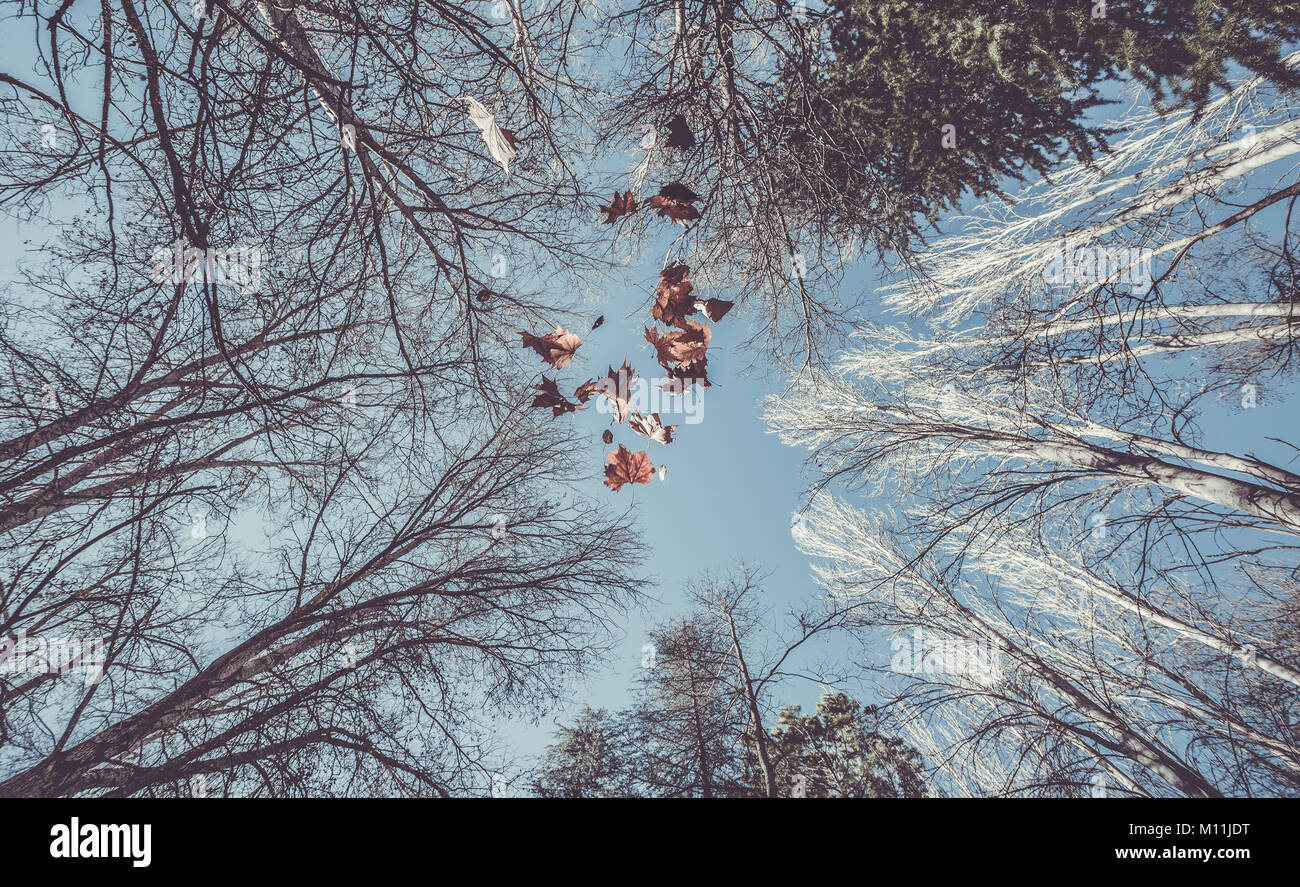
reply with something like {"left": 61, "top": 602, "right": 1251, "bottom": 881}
{"left": 599, "top": 191, "right": 639, "bottom": 224}
{"left": 476, "top": 288, "right": 496, "bottom": 303}
{"left": 520, "top": 325, "right": 582, "bottom": 369}
{"left": 604, "top": 445, "right": 655, "bottom": 491}
{"left": 531, "top": 376, "right": 584, "bottom": 418}
{"left": 628, "top": 412, "right": 677, "bottom": 445}
{"left": 592, "top": 315, "right": 605, "bottom": 330}
{"left": 695, "top": 298, "right": 734, "bottom": 322}
{"left": 647, "top": 196, "right": 701, "bottom": 225}
{"left": 461, "top": 97, "right": 517, "bottom": 177}
{"left": 658, "top": 182, "right": 699, "bottom": 204}
{"left": 658, "top": 465, "right": 667, "bottom": 482}
{"left": 652, "top": 262, "right": 695, "bottom": 328}
{"left": 573, "top": 379, "right": 598, "bottom": 403}
{"left": 602, "top": 428, "right": 614, "bottom": 444}
{"left": 596, "top": 362, "right": 637, "bottom": 422}
{"left": 666, "top": 363, "right": 710, "bottom": 389}
{"left": 664, "top": 114, "right": 695, "bottom": 150}
{"left": 647, "top": 182, "right": 701, "bottom": 225}
{"left": 645, "top": 321, "right": 711, "bottom": 370}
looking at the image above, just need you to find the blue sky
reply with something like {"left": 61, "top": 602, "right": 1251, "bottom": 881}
{"left": 489, "top": 238, "right": 880, "bottom": 769}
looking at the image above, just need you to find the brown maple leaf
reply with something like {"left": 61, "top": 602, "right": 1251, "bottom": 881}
{"left": 599, "top": 190, "right": 639, "bottom": 224}
{"left": 603, "top": 445, "right": 655, "bottom": 491}
{"left": 531, "top": 376, "right": 584, "bottom": 418}
{"left": 595, "top": 362, "right": 637, "bottom": 423}
{"left": 573, "top": 379, "right": 598, "bottom": 404}
{"left": 664, "top": 114, "right": 695, "bottom": 150}
{"left": 645, "top": 321, "right": 711, "bottom": 370}
{"left": 602, "top": 428, "right": 614, "bottom": 444}
{"left": 665, "top": 363, "right": 711, "bottom": 389}
{"left": 647, "top": 182, "right": 701, "bottom": 226}
{"left": 695, "top": 298, "right": 734, "bottom": 322}
{"left": 520, "top": 325, "right": 582, "bottom": 369}
{"left": 628, "top": 412, "right": 677, "bottom": 445}
{"left": 652, "top": 262, "right": 696, "bottom": 329}
{"left": 658, "top": 182, "right": 700, "bottom": 204}
{"left": 647, "top": 196, "right": 701, "bottom": 225}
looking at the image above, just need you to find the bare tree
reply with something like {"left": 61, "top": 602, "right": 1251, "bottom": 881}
{"left": 765, "top": 63, "right": 1300, "bottom": 797}
{"left": 783, "top": 497, "right": 1300, "bottom": 797}
{"left": 0, "top": 0, "right": 647, "bottom": 797}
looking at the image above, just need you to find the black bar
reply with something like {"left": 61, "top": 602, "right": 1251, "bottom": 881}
{"left": 0, "top": 799, "right": 1282, "bottom": 874}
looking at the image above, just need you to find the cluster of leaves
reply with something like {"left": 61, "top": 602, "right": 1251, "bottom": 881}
{"left": 518, "top": 325, "right": 668, "bottom": 490}
{"left": 600, "top": 181, "right": 704, "bottom": 226}
{"left": 644, "top": 262, "right": 731, "bottom": 390}
{"left": 521, "top": 169, "right": 734, "bottom": 492}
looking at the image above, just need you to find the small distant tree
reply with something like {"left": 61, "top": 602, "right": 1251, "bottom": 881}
{"left": 530, "top": 707, "right": 641, "bottom": 799}
{"left": 764, "top": 691, "right": 928, "bottom": 798}
{"left": 531, "top": 569, "right": 931, "bottom": 797}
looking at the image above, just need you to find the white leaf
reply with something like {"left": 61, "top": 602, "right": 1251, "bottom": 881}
{"left": 461, "top": 97, "right": 517, "bottom": 177}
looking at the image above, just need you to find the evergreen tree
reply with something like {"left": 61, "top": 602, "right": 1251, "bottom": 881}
{"left": 783, "top": 0, "right": 1300, "bottom": 252}
{"left": 530, "top": 708, "right": 642, "bottom": 799}
{"left": 532, "top": 687, "right": 931, "bottom": 798}
{"left": 763, "top": 692, "right": 929, "bottom": 798}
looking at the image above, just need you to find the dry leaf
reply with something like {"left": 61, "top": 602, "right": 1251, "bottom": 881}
{"left": 666, "top": 363, "right": 710, "bottom": 389}
{"left": 647, "top": 196, "right": 700, "bottom": 225}
{"left": 695, "top": 298, "right": 734, "bottom": 322}
{"left": 645, "top": 321, "right": 711, "bottom": 370}
{"left": 664, "top": 114, "right": 695, "bottom": 150}
{"left": 599, "top": 191, "right": 639, "bottom": 224}
{"left": 461, "top": 97, "right": 518, "bottom": 177}
{"left": 628, "top": 412, "right": 677, "bottom": 445}
{"left": 647, "top": 182, "right": 701, "bottom": 225}
{"left": 652, "top": 263, "right": 695, "bottom": 329}
{"left": 596, "top": 362, "right": 637, "bottom": 423}
{"left": 520, "top": 325, "right": 582, "bottom": 369}
{"left": 604, "top": 445, "right": 655, "bottom": 491}
{"left": 657, "top": 182, "right": 699, "bottom": 204}
{"left": 531, "top": 376, "right": 583, "bottom": 418}
{"left": 602, "top": 428, "right": 614, "bottom": 444}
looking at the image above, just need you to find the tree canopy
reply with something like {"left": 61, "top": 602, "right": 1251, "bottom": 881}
{"left": 784, "top": 0, "right": 1300, "bottom": 252}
